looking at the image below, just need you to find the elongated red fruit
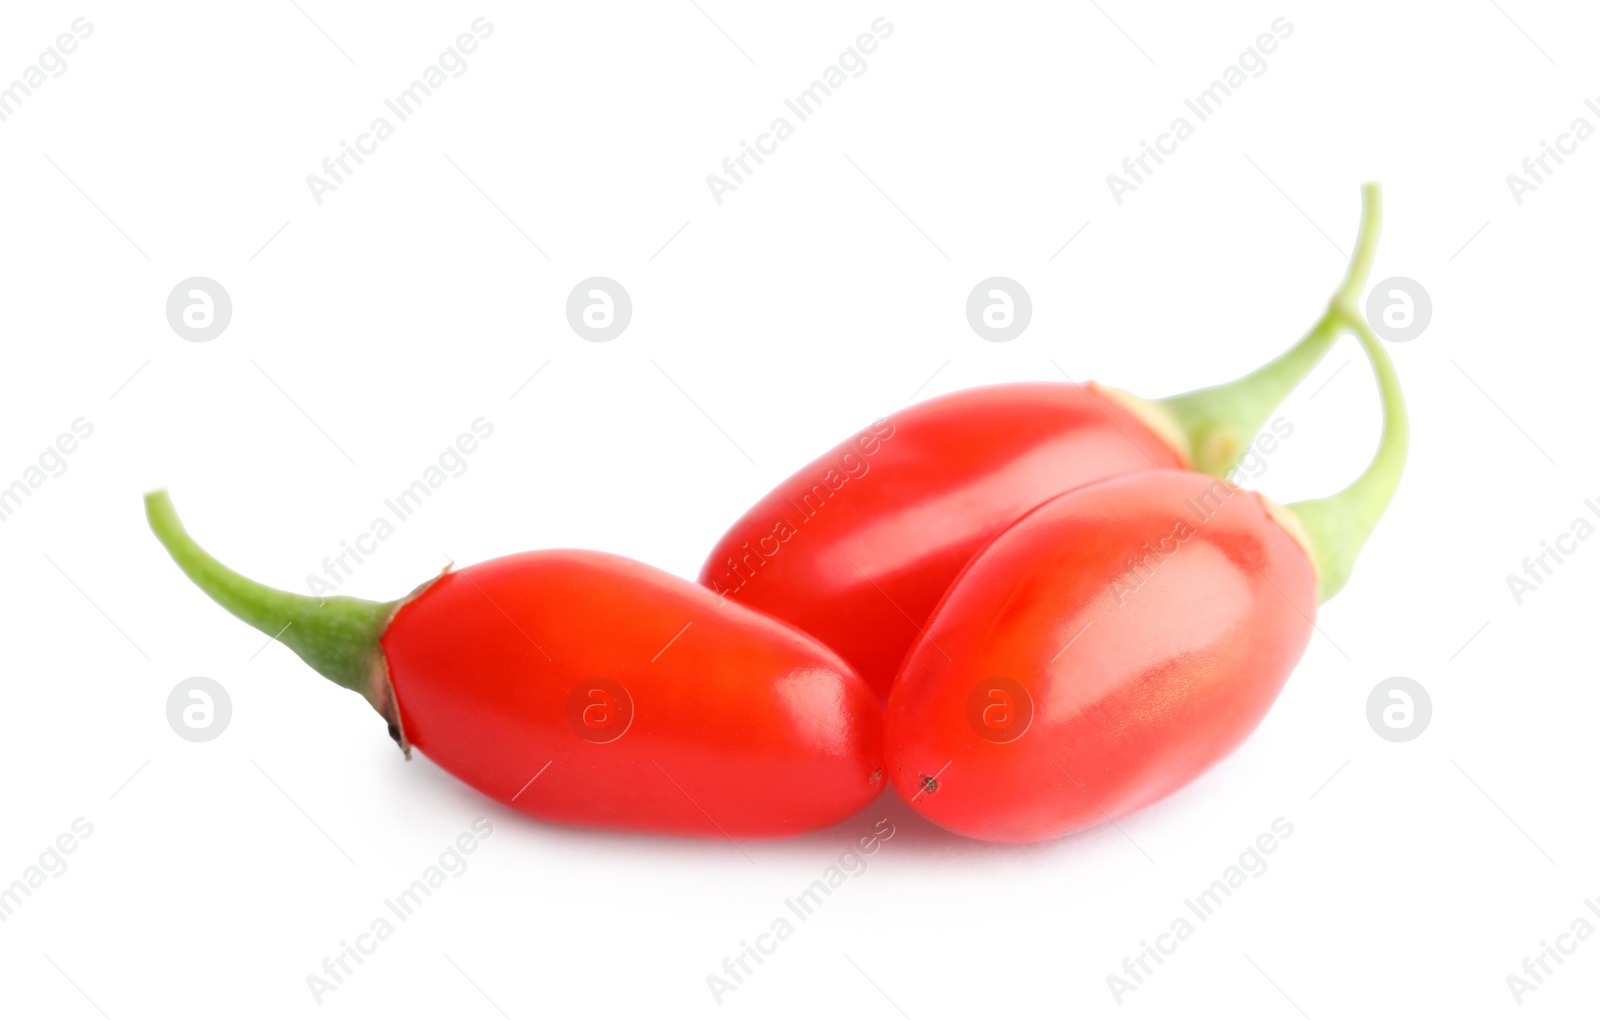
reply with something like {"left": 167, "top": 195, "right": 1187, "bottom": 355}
{"left": 885, "top": 469, "right": 1315, "bottom": 842}
{"left": 886, "top": 255, "right": 1408, "bottom": 842}
{"left": 701, "top": 186, "right": 1385, "bottom": 700}
{"left": 147, "top": 496, "right": 884, "bottom": 838}
{"left": 700, "top": 390, "right": 1182, "bottom": 698}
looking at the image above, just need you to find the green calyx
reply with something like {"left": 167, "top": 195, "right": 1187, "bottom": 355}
{"left": 1156, "top": 183, "right": 1384, "bottom": 477}
{"left": 145, "top": 490, "right": 409, "bottom": 743}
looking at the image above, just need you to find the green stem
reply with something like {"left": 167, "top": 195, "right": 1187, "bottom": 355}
{"left": 145, "top": 490, "right": 396, "bottom": 700}
{"left": 1157, "top": 183, "right": 1383, "bottom": 476}
{"left": 1283, "top": 310, "right": 1409, "bottom": 603}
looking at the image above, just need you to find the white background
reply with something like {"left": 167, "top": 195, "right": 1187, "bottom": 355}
{"left": 0, "top": 1, "right": 1594, "bottom": 1016}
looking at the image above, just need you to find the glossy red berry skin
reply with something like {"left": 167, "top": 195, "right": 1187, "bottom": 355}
{"left": 700, "top": 382, "right": 1184, "bottom": 700}
{"left": 886, "top": 469, "right": 1315, "bottom": 843}
{"left": 382, "top": 550, "right": 885, "bottom": 837}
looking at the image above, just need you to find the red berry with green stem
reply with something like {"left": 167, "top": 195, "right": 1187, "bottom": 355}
{"left": 146, "top": 496, "right": 885, "bottom": 838}
{"left": 884, "top": 188, "right": 1407, "bottom": 842}
{"left": 701, "top": 186, "right": 1386, "bottom": 700}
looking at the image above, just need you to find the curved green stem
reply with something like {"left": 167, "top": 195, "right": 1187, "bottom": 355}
{"left": 145, "top": 490, "right": 396, "bottom": 699}
{"left": 1330, "top": 184, "right": 1382, "bottom": 315}
{"left": 1157, "top": 183, "right": 1383, "bottom": 476}
{"left": 1283, "top": 310, "right": 1409, "bottom": 603}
